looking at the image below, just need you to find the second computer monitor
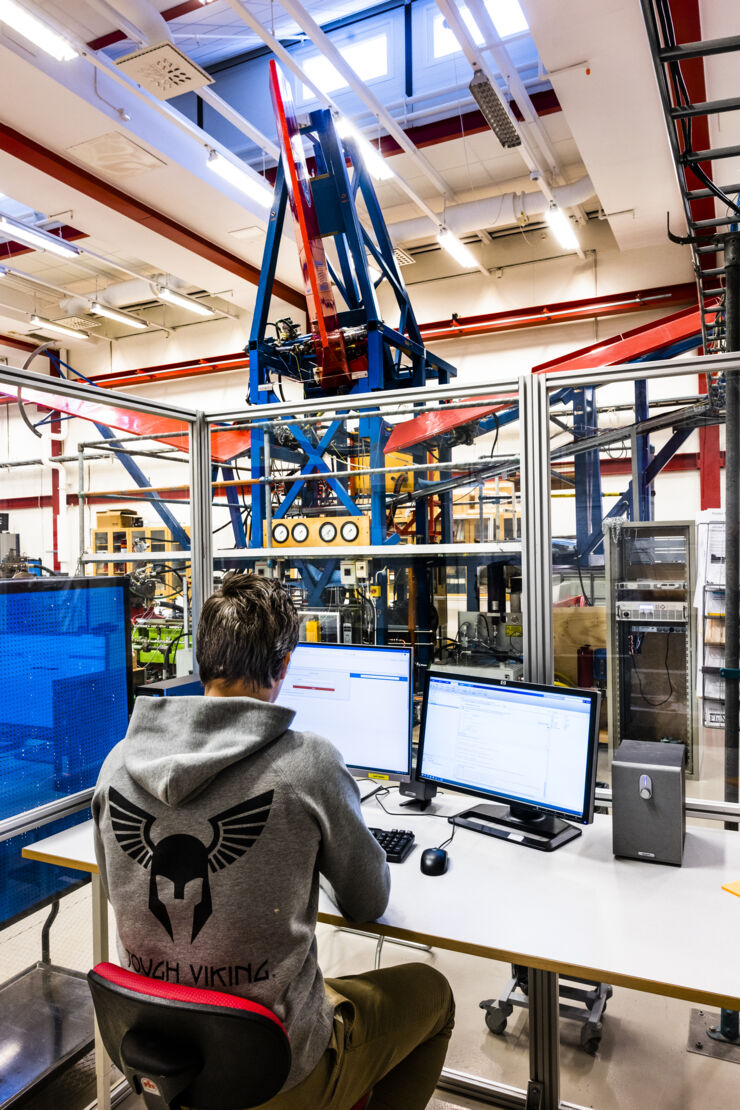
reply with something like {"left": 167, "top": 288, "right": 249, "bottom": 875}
{"left": 417, "top": 670, "right": 600, "bottom": 850}
{"left": 282, "top": 643, "right": 412, "bottom": 779}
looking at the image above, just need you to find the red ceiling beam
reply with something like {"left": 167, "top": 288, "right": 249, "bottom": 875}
{"left": 91, "top": 352, "right": 251, "bottom": 389}
{"left": 0, "top": 332, "right": 42, "bottom": 353}
{"left": 0, "top": 121, "right": 305, "bottom": 311}
{"left": 378, "top": 92, "right": 561, "bottom": 157}
{"left": 419, "top": 283, "right": 697, "bottom": 342}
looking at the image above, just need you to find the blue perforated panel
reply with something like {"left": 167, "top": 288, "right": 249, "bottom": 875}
{"left": 0, "top": 577, "right": 131, "bottom": 926}
{"left": 0, "top": 810, "right": 92, "bottom": 931}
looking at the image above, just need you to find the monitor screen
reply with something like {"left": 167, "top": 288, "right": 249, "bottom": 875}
{"left": 0, "top": 575, "right": 132, "bottom": 927}
{"left": 282, "top": 643, "right": 412, "bottom": 779}
{"left": 417, "top": 671, "right": 600, "bottom": 824}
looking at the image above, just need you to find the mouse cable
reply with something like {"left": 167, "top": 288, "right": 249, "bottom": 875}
{"left": 434, "top": 822, "right": 456, "bottom": 853}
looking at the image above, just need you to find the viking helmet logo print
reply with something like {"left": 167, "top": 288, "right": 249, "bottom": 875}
{"left": 108, "top": 786, "right": 273, "bottom": 942}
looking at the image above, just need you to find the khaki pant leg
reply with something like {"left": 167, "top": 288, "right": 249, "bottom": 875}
{"left": 258, "top": 962, "right": 454, "bottom": 1110}
{"left": 324, "top": 962, "right": 455, "bottom": 1110}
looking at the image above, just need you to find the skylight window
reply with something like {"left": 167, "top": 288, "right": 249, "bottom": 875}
{"left": 301, "top": 34, "right": 389, "bottom": 97}
{"left": 487, "top": 0, "right": 528, "bottom": 38}
{"left": 434, "top": 8, "right": 483, "bottom": 58}
{"left": 433, "top": 0, "right": 529, "bottom": 59}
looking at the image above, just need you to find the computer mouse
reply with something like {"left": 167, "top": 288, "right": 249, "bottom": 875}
{"left": 420, "top": 848, "right": 448, "bottom": 876}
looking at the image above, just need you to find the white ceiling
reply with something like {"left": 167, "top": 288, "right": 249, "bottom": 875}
{"left": 1, "top": 0, "right": 728, "bottom": 351}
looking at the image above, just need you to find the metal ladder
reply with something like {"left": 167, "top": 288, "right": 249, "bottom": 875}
{"left": 640, "top": 0, "right": 740, "bottom": 354}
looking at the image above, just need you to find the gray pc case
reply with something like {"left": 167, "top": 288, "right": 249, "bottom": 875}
{"left": 612, "top": 739, "right": 686, "bottom": 866}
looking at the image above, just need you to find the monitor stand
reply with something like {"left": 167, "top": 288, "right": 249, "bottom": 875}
{"left": 450, "top": 802, "right": 581, "bottom": 852}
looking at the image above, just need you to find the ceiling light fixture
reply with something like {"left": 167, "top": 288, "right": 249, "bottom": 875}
{"left": 30, "top": 315, "right": 88, "bottom": 340}
{"left": 468, "top": 70, "right": 521, "bottom": 149}
{"left": 437, "top": 227, "right": 478, "bottom": 269}
{"left": 335, "top": 117, "right": 394, "bottom": 181}
{"left": 545, "top": 203, "right": 580, "bottom": 251}
{"left": 0, "top": 0, "right": 78, "bottom": 61}
{"left": 89, "top": 301, "right": 148, "bottom": 330}
{"left": 0, "top": 215, "right": 81, "bottom": 257}
{"left": 207, "top": 150, "right": 273, "bottom": 208}
{"left": 152, "top": 284, "right": 216, "bottom": 318}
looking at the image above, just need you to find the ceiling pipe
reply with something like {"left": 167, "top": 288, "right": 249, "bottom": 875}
{"left": 389, "top": 175, "right": 595, "bottom": 246}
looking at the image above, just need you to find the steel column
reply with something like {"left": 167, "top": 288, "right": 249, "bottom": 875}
{"left": 520, "top": 374, "right": 553, "bottom": 685}
{"left": 189, "top": 413, "right": 214, "bottom": 662}
{"left": 527, "top": 969, "right": 561, "bottom": 1110}
{"left": 725, "top": 233, "right": 740, "bottom": 824}
{"left": 572, "top": 387, "right": 603, "bottom": 558}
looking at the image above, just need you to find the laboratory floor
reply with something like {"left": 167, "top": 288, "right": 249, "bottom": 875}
{"left": 6, "top": 884, "right": 738, "bottom": 1110}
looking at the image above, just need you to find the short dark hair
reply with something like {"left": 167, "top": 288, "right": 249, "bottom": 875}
{"left": 196, "top": 573, "right": 299, "bottom": 688}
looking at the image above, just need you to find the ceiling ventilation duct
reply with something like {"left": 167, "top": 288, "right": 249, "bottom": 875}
{"left": 469, "top": 70, "right": 521, "bottom": 149}
{"left": 389, "top": 176, "right": 595, "bottom": 246}
{"left": 115, "top": 42, "right": 213, "bottom": 99}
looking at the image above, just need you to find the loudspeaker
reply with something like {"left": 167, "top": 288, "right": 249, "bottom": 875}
{"left": 612, "top": 740, "right": 685, "bottom": 866}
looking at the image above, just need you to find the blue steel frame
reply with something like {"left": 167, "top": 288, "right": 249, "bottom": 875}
{"left": 247, "top": 107, "right": 457, "bottom": 558}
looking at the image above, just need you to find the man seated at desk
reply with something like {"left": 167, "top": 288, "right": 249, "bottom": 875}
{"left": 93, "top": 572, "right": 455, "bottom": 1110}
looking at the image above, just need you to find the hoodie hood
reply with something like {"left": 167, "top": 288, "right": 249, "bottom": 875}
{"left": 123, "top": 696, "right": 295, "bottom": 808}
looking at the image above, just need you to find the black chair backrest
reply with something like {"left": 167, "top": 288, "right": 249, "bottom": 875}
{"left": 88, "top": 962, "right": 291, "bottom": 1110}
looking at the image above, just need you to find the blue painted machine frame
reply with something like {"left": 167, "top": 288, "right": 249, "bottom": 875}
{"left": 247, "top": 107, "right": 457, "bottom": 556}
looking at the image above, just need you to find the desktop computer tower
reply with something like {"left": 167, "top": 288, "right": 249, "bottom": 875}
{"left": 612, "top": 740, "right": 685, "bottom": 865}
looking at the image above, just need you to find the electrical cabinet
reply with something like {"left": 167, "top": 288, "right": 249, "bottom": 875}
{"left": 605, "top": 520, "right": 698, "bottom": 776}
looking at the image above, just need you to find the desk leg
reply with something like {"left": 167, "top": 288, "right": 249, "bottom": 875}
{"left": 92, "top": 874, "right": 111, "bottom": 1110}
{"left": 527, "top": 968, "right": 560, "bottom": 1110}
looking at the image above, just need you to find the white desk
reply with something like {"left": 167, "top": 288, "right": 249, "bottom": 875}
{"left": 23, "top": 800, "right": 740, "bottom": 1110}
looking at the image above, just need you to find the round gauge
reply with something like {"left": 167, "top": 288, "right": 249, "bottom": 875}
{"left": 340, "top": 520, "right": 360, "bottom": 542}
{"left": 291, "top": 522, "right": 309, "bottom": 543}
{"left": 272, "top": 523, "right": 289, "bottom": 544}
{"left": 318, "top": 521, "right": 338, "bottom": 543}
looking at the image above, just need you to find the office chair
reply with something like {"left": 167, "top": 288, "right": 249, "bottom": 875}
{"left": 88, "top": 961, "right": 291, "bottom": 1110}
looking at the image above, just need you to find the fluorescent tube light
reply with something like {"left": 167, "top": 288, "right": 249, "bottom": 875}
{"left": 0, "top": 0, "right": 78, "bottom": 61}
{"left": 90, "top": 301, "right": 148, "bottom": 330}
{"left": 545, "top": 203, "right": 580, "bottom": 250}
{"left": 30, "top": 315, "right": 88, "bottom": 340}
{"left": 437, "top": 227, "right": 478, "bottom": 269}
{"left": 152, "top": 284, "right": 215, "bottom": 318}
{"left": 0, "top": 215, "right": 81, "bottom": 257}
{"left": 207, "top": 150, "right": 273, "bottom": 209}
{"left": 335, "top": 118, "right": 394, "bottom": 181}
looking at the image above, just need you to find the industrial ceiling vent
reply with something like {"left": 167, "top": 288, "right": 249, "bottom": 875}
{"left": 469, "top": 70, "right": 521, "bottom": 149}
{"left": 393, "top": 247, "right": 416, "bottom": 267}
{"left": 115, "top": 43, "right": 213, "bottom": 100}
{"left": 54, "top": 315, "right": 102, "bottom": 331}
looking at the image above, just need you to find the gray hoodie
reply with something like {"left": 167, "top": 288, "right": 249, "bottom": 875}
{"left": 92, "top": 695, "right": 390, "bottom": 1090}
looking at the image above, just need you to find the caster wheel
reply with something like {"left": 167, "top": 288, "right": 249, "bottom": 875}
{"left": 485, "top": 1007, "right": 508, "bottom": 1036}
{"left": 580, "top": 1020, "right": 603, "bottom": 1055}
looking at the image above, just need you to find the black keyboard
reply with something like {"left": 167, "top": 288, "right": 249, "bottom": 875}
{"left": 369, "top": 827, "right": 415, "bottom": 863}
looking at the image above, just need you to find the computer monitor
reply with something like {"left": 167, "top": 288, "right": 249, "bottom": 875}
{"left": 417, "top": 670, "right": 601, "bottom": 851}
{"left": 282, "top": 643, "right": 412, "bottom": 780}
